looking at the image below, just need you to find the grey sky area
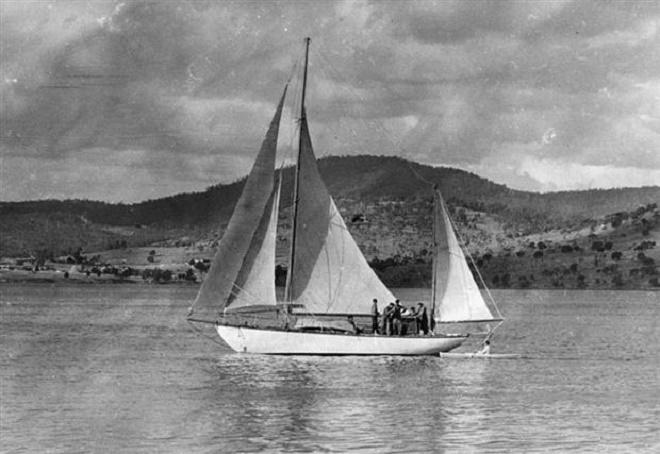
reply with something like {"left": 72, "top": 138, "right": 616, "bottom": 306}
{"left": 1, "top": 1, "right": 659, "bottom": 202}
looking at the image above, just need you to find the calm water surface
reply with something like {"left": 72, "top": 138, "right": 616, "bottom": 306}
{"left": 1, "top": 284, "right": 658, "bottom": 453}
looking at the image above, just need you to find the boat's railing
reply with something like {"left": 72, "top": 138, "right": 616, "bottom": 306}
{"left": 215, "top": 308, "right": 437, "bottom": 337}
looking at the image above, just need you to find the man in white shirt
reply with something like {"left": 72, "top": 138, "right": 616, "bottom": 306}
{"left": 476, "top": 339, "right": 491, "bottom": 355}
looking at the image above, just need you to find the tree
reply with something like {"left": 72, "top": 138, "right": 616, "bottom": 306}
{"left": 185, "top": 268, "right": 197, "bottom": 282}
{"left": 577, "top": 274, "right": 587, "bottom": 288}
{"left": 194, "top": 261, "right": 210, "bottom": 273}
{"left": 161, "top": 269, "right": 172, "bottom": 282}
{"left": 612, "top": 273, "right": 625, "bottom": 287}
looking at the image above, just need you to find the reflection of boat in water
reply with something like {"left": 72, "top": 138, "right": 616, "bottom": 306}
{"left": 187, "top": 38, "right": 503, "bottom": 355}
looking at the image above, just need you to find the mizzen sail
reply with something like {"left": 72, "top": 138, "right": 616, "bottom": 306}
{"left": 432, "top": 189, "right": 495, "bottom": 322}
{"left": 190, "top": 88, "right": 287, "bottom": 318}
{"left": 288, "top": 115, "right": 395, "bottom": 314}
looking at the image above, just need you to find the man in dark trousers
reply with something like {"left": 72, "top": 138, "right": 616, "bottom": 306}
{"left": 392, "top": 299, "right": 403, "bottom": 336}
{"left": 371, "top": 298, "right": 379, "bottom": 334}
{"left": 382, "top": 302, "right": 394, "bottom": 335}
{"left": 416, "top": 302, "right": 429, "bottom": 335}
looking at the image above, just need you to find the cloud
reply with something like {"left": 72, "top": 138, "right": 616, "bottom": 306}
{"left": 518, "top": 158, "right": 660, "bottom": 192}
{"left": 0, "top": 145, "right": 257, "bottom": 203}
{"left": 1, "top": 0, "right": 659, "bottom": 202}
{"left": 472, "top": 146, "right": 660, "bottom": 192}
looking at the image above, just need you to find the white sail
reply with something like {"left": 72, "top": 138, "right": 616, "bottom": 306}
{"left": 293, "top": 196, "right": 395, "bottom": 314}
{"left": 190, "top": 87, "right": 286, "bottom": 319}
{"left": 225, "top": 181, "right": 280, "bottom": 310}
{"left": 433, "top": 190, "right": 495, "bottom": 322}
{"left": 288, "top": 116, "right": 395, "bottom": 314}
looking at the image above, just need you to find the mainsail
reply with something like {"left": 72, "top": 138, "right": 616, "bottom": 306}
{"left": 287, "top": 114, "right": 395, "bottom": 314}
{"left": 432, "top": 189, "right": 495, "bottom": 322}
{"left": 190, "top": 88, "right": 287, "bottom": 319}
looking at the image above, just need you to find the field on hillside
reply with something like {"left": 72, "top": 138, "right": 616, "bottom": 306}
{"left": 2, "top": 157, "right": 658, "bottom": 289}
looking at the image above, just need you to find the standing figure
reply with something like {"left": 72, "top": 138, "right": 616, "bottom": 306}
{"left": 371, "top": 298, "right": 379, "bottom": 334}
{"left": 382, "top": 302, "right": 394, "bottom": 335}
{"left": 392, "top": 299, "right": 403, "bottom": 336}
{"left": 416, "top": 302, "right": 429, "bottom": 335}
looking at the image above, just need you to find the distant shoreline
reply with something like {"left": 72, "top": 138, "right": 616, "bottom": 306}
{"left": 2, "top": 269, "right": 657, "bottom": 291}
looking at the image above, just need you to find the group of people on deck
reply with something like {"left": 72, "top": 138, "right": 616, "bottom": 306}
{"left": 370, "top": 298, "right": 429, "bottom": 336}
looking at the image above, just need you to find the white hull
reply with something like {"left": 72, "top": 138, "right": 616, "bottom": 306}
{"left": 216, "top": 324, "right": 466, "bottom": 355}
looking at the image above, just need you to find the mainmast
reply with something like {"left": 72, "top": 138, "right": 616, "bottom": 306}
{"left": 285, "top": 37, "right": 311, "bottom": 302}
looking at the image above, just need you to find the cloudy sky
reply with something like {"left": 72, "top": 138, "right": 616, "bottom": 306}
{"left": 1, "top": 0, "right": 659, "bottom": 202}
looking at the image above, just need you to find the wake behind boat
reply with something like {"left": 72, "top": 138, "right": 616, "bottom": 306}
{"left": 187, "top": 38, "right": 503, "bottom": 355}
{"left": 439, "top": 353, "right": 521, "bottom": 359}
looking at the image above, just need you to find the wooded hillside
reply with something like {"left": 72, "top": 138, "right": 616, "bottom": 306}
{"left": 1, "top": 155, "right": 658, "bottom": 290}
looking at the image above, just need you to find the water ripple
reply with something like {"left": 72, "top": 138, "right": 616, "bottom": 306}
{"left": 2, "top": 285, "right": 659, "bottom": 453}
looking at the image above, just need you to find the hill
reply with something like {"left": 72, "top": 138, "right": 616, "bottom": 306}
{"left": 3, "top": 155, "right": 658, "bottom": 231}
{"left": 1, "top": 155, "right": 658, "bottom": 289}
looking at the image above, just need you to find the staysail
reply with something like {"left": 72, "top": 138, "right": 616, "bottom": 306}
{"left": 287, "top": 114, "right": 395, "bottom": 314}
{"left": 432, "top": 189, "right": 495, "bottom": 322}
{"left": 190, "top": 88, "right": 287, "bottom": 319}
{"left": 225, "top": 179, "right": 281, "bottom": 310}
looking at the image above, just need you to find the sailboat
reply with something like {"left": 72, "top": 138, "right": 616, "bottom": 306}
{"left": 187, "top": 38, "right": 502, "bottom": 355}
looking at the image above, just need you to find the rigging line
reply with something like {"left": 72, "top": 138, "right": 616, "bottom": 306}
{"left": 405, "top": 160, "right": 436, "bottom": 187}
{"left": 314, "top": 49, "right": 410, "bottom": 157}
{"left": 282, "top": 54, "right": 301, "bottom": 168}
{"left": 314, "top": 47, "right": 429, "bottom": 172}
{"left": 313, "top": 50, "right": 379, "bottom": 159}
{"left": 187, "top": 318, "right": 225, "bottom": 346}
{"left": 288, "top": 51, "right": 303, "bottom": 118}
{"left": 285, "top": 50, "right": 301, "bottom": 86}
{"left": 286, "top": 63, "right": 303, "bottom": 165}
{"left": 226, "top": 283, "right": 269, "bottom": 308}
